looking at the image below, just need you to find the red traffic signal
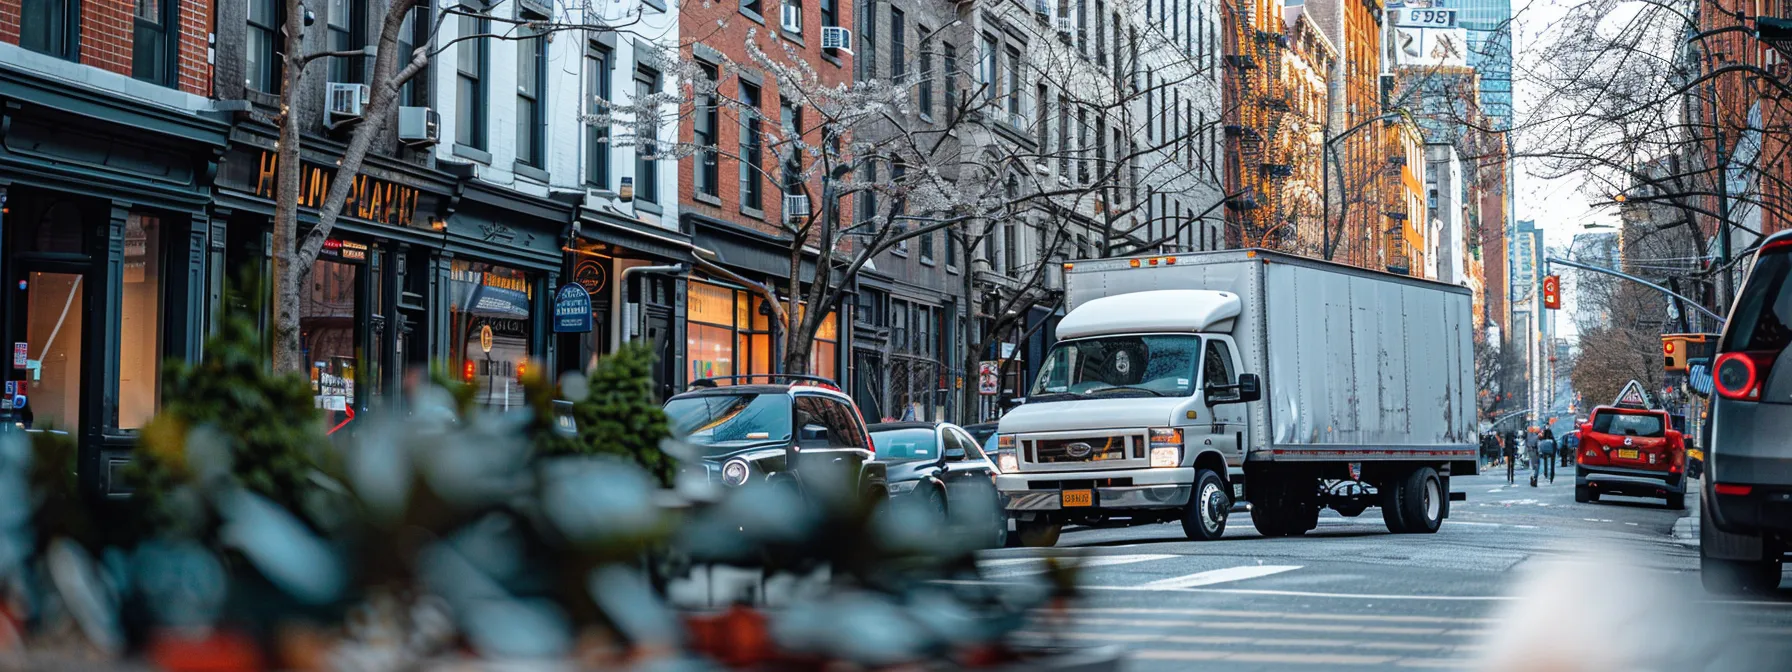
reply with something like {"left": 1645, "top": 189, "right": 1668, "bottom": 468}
{"left": 1542, "top": 275, "right": 1561, "bottom": 310}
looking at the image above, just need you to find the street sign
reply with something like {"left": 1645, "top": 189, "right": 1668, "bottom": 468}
{"left": 1689, "top": 360, "right": 1714, "bottom": 397}
{"left": 479, "top": 324, "right": 494, "bottom": 354}
{"left": 11, "top": 344, "right": 24, "bottom": 369}
{"left": 1614, "top": 380, "right": 1654, "bottom": 409}
{"left": 1394, "top": 7, "right": 1457, "bottom": 28}
{"left": 552, "top": 283, "right": 593, "bottom": 333}
{"left": 978, "top": 361, "right": 1000, "bottom": 395}
{"left": 1542, "top": 275, "right": 1561, "bottom": 310}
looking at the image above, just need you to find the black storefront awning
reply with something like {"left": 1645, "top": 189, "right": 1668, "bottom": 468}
{"left": 684, "top": 213, "right": 815, "bottom": 280}
{"left": 578, "top": 208, "right": 695, "bottom": 262}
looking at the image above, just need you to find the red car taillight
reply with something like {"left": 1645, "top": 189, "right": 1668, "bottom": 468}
{"left": 1715, "top": 351, "right": 1776, "bottom": 401}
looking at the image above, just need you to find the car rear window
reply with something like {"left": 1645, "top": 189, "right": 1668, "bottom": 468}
{"left": 1591, "top": 411, "right": 1665, "bottom": 438}
{"left": 1723, "top": 250, "right": 1792, "bottom": 353}
{"left": 870, "top": 428, "right": 939, "bottom": 461}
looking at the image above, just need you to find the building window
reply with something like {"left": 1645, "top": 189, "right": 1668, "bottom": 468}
{"left": 327, "top": 0, "right": 364, "bottom": 83}
{"left": 1003, "top": 220, "right": 1018, "bottom": 275}
{"left": 856, "top": 0, "right": 876, "bottom": 80}
{"left": 918, "top": 26, "right": 933, "bottom": 118}
{"left": 890, "top": 8, "right": 906, "bottom": 81}
{"left": 694, "top": 63, "right": 721, "bottom": 198}
{"left": 635, "top": 65, "right": 662, "bottom": 204}
{"left": 780, "top": 100, "right": 803, "bottom": 199}
{"left": 743, "top": 0, "right": 762, "bottom": 18}
{"left": 979, "top": 34, "right": 998, "bottom": 102}
{"left": 1005, "top": 46, "right": 1022, "bottom": 119}
{"left": 585, "top": 46, "right": 612, "bottom": 188}
{"left": 740, "top": 81, "right": 764, "bottom": 211}
{"left": 858, "top": 161, "right": 878, "bottom": 223}
{"left": 1094, "top": 0, "right": 1105, "bottom": 63}
{"left": 516, "top": 22, "right": 546, "bottom": 168}
{"left": 1075, "top": 0, "right": 1086, "bottom": 53}
{"left": 21, "top": 0, "right": 78, "bottom": 60}
{"left": 1077, "top": 108, "right": 1089, "bottom": 184}
{"left": 456, "top": 12, "right": 490, "bottom": 149}
{"left": 1035, "top": 84, "right": 1048, "bottom": 147}
{"left": 686, "top": 282, "right": 773, "bottom": 379}
{"left": 397, "top": 5, "right": 428, "bottom": 105}
{"left": 945, "top": 228, "right": 957, "bottom": 266}
{"left": 781, "top": 0, "right": 801, "bottom": 33}
{"left": 132, "top": 0, "right": 176, "bottom": 85}
{"left": 943, "top": 43, "right": 957, "bottom": 121}
{"left": 820, "top": 0, "right": 836, "bottom": 26}
{"left": 920, "top": 227, "right": 935, "bottom": 261}
{"left": 119, "top": 214, "right": 163, "bottom": 429}
{"left": 449, "top": 261, "right": 536, "bottom": 410}
{"left": 245, "top": 0, "right": 281, "bottom": 91}
{"left": 1057, "top": 94, "right": 1070, "bottom": 175}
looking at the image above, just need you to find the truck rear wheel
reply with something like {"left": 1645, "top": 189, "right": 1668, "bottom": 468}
{"left": 1181, "top": 470, "right": 1230, "bottom": 541}
{"left": 1386, "top": 467, "right": 1443, "bottom": 534}
{"left": 1015, "top": 520, "right": 1061, "bottom": 548}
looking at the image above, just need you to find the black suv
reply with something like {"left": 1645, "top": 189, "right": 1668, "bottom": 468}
{"left": 1704, "top": 230, "right": 1792, "bottom": 593}
{"left": 664, "top": 375, "right": 888, "bottom": 505}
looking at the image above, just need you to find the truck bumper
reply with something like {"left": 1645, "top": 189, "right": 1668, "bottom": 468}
{"left": 997, "top": 467, "right": 1195, "bottom": 511}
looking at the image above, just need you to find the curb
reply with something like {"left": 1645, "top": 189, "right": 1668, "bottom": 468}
{"left": 1672, "top": 482, "right": 1701, "bottom": 548}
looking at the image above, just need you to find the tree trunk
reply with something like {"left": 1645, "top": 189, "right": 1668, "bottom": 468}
{"left": 270, "top": 0, "right": 308, "bottom": 373}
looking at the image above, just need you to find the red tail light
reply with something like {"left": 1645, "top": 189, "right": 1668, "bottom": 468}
{"left": 1715, "top": 351, "right": 1776, "bottom": 401}
{"left": 1714, "top": 483, "right": 1754, "bottom": 496}
{"left": 1760, "top": 237, "right": 1792, "bottom": 255}
{"left": 463, "top": 360, "right": 476, "bottom": 381}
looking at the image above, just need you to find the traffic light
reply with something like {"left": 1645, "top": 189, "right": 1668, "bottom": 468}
{"left": 1663, "top": 333, "right": 1717, "bottom": 372}
{"left": 1542, "top": 275, "right": 1561, "bottom": 310}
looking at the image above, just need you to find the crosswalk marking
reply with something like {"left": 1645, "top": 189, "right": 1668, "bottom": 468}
{"left": 976, "top": 553, "right": 1178, "bottom": 577}
{"left": 1064, "top": 606, "right": 1497, "bottom": 625}
{"left": 1137, "top": 564, "right": 1304, "bottom": 589}
{"left": 1061, "top": 616, "right": 1485, "bottom": 637}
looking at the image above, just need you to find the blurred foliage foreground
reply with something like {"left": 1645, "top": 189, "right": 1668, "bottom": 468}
{"left": 0, "top": 305, "right": 1091, "bottom": 670}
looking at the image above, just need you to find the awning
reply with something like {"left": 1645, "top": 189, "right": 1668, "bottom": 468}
{"left": 577, "top": 208, "right": 694, "bottom": 262}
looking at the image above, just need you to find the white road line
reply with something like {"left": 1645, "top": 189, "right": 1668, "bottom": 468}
{"left": 978, "top": 553, "right": 1177, "bottom": 576}
{"left": 1138, "top": 564, "right": 1303, "bottom": 589}
{"left": 1075, "top": 585, "right": 1520, "bottom": 601}
{"left": 1063, "top": 606, "right": 1497, "bottom": 625}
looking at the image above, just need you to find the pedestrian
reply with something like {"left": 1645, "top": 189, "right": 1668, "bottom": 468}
{"left": 1502, "top": 432, "right": 1518, "bottom": 485}
{"left": 1525, "top": 428, "right": 1541, "bottom": 487}
{"left": 1537, "top": 429, "right": 1557, "bottom": 484}
{"left": 1561, "top": 430, "right": 1578, "bottom": 467}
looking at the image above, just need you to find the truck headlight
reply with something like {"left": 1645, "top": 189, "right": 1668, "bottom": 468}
{"left": 997, "top": 451, "right": 1018, "bottom": 473}
{"left": 1148, "top": 427, "right": 1183, "bottom": 448}
{"left": 722, "top": 458, "right": 750, "bottom": 486}
{"left": 1150, "top": 447, "right": 1182, "bottom": 468}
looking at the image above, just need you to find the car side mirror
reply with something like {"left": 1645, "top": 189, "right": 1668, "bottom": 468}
{"left": 1580, "top": 423, "right": 1593, "bottom": 435}
{"left": 1205, "top": 374, "right": 1262, "bottom": 406}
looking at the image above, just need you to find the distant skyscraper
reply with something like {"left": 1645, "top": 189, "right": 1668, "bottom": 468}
{"left": 1440, "top": 0, "right": 1513, "bottom": 129}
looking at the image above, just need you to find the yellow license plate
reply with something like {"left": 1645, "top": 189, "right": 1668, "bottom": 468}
{"left": 1062, "top": 490, "right": 1094, "bottom": 507}
{"left": 1617, "top": 449, "right": 1640, "bottom": 460}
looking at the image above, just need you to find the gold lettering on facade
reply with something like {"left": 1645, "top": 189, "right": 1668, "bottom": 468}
{"left": 253, "top": 151, "right": 421, "bottom": 228}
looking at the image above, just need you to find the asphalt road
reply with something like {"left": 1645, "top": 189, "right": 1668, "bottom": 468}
{"left": 975, "top": 469, "right": 1792, "bottom": 671}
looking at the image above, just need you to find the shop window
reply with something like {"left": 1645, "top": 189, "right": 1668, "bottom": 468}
{"left": 118, "top": 214, "right": 163, "bottom": 429}
{"left": 21, "top": 0, "right": 78, "bottom": 61}
{"left": 301, "top": 257, "right": 359, "bottom": 414}
{"left": 809, "top": 310, "right": 838, "bottom": 379}
{"left": 687, "top": 281, "right": 772, "bottom": 383}
{"left": 20, "top": 272, "right": 84, "bottom": 431}
{"left": 449, "top": 260, "right": 534, "bottom": 409}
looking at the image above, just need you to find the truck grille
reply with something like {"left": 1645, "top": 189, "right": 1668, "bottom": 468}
{"left": 1032, "top": 436, "right": 1134, "bottom": 464}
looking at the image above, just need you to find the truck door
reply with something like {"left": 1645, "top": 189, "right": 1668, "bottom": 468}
{"left": 1199, "top": 336, "right": 1247, "bottom": 466}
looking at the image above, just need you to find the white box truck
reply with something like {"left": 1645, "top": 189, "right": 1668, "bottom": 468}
{"left": 994, "top": 249, "right": 1477, "bottom": 546}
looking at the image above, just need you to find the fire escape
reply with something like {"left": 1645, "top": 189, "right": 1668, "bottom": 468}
{"left": 1224, "top": 0, "right": 1293, "bottom": 249}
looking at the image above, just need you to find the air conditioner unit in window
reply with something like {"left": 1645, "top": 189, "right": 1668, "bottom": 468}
{"left": 783, "top": 193, "right": 811, "bottom": 222}
{"left": 821, "top": 26, "right": 853, "bottom": 53}
{"left": 398, "top": 106, "right": 440, "bottom": 146}
{"left": 326, "top": 82, "right": 369, "bottom": 129}
{"left": 1055, "top": 17, "right": 1074, "bottom": 33}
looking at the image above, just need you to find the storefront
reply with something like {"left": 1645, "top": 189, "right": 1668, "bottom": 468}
{"left": 564, "top": 208, "right": 694, "bottom": 400}
{"left": 683, "top": 213, "right": 845, "bottom": 387}
{"left": 0, "top": 57, "right": 231, "bottom": 497}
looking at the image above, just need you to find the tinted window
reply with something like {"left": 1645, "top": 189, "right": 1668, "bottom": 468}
{"left": 1201, "top": 338, "right": 1236, "bottom": 389}
{"left": 665, "top": 393, "right": 793, "bottom": 456}
{"left": 1591, "top": 411, "right": 1665, "bottom": 438}
{"left": 950, "top": 428, "right": 986, "bottom": 460}
{"left": 1031, "top": 335, "right": 1202, "bottom": 397}
{"left": 794, "top": 395, "right": 868, "bottom": 449}
{"left": 1724, "top": 251, "right": 1792, "bottom": 353}
{"left": 870, "top": 427, "right": 938, "bottom": 461}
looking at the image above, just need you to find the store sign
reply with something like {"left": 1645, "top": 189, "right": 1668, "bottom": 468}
{"left": 574, "top": 259, "right": 608, "bottom": 296}
{"left": 254, "top": 151, "right": 423, "bottom": 228}
{"left": 322, "top": 238, "right": 369, "bottom": 261}
{"left": 12, "top": 344, "right": 24, "bottom": 369}
{"left": 553, "top": 283, "right": 594, "bottom": 333}
{"left": 480, "top": 325, "right": 495, "bottom": 353}
{"left": 978, "top": 362, "right": 1000, "bottom": 396}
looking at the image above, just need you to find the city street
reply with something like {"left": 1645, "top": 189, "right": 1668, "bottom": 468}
{"left": 976, "top": 470, "right": 1792, "bottom": 670}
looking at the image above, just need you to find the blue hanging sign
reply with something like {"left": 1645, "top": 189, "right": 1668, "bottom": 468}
{"left": 553, "top": 283, "right": 594, "bottom": 333}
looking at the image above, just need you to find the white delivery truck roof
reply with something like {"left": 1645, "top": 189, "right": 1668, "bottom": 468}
{"left": 1055, "top": 289, "right": 1242, "bottom": 339}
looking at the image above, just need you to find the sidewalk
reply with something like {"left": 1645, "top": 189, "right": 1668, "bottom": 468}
{"left": 1672, "top": 478, "right": 1702, "bottom": 547}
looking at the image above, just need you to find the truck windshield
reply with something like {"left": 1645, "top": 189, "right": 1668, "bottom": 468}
{"left": 665, "top": 393, "right": 792, "bottom": 456}
{"left": 1030, "top": 335, "right": 1202, "bottom": 397}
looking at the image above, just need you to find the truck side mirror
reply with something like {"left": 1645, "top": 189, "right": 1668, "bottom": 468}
{"left": 1236, "top": 374, "right": 1262, "bottom": 403}
{"left": 1206, "top": 374, "right": 1262, "bottom": 405}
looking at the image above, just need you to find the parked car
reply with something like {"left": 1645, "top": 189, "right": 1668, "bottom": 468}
{"left": 663, "top": 375, "right": 888, "bottom": 507}
{"left": 868, "top": 421, "right": 1008, "bottom": 548}
{"left": 1703, "top": 230, "right": 1792, "bottom": 593}
{"left": 1574, "top": 405, "right": 1686, "bottom": 509}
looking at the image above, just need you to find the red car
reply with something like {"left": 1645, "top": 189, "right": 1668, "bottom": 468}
{"left": 1574, "top": 405, "right": 1688, "bottom": 509}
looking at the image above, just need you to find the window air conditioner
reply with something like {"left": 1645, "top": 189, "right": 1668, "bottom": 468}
{"left": 398, "top": 106, "right": 440, "bottom": 146}
{"left": 326, "top": 82, "right": 369, "bottom": 129}
{"left": 783, "top": 193, "right": 811, "bottom": 222}
{"left": 822, "top": 26, "right": 853, "bottom": 53}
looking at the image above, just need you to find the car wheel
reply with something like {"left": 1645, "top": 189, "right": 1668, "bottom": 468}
{"left": 1666, "top": 492, "right": 1686, "bottom": 511}
{"left": 1392, "top": 467, "right": 1443, "bottom": 534}
{"left": 1181, "top": 470, "right": 1230, "bottom": 541}
{"left": 1574, "top": 484, "right": 1591, "bottom": 503}
{"left": 1015, "top": 520, "right": 1061, "bottom": 548}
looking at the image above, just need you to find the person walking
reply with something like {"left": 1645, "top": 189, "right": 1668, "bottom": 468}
{"left": 1502, "top": 432, "right": 1518, "bottom": 485}
{"left": 1561, "top": 429, "right": 1578, "bottom": 467}
{"left": 1537, "top": 429, "right": 1557, "bottom": 484}
{"left": 1525, "top": 428, "right": 1541, "bottom": 487}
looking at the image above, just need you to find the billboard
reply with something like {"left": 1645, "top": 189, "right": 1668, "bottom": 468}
{"left": 1392, "top": 27, "right": 1469, "bottom": 66}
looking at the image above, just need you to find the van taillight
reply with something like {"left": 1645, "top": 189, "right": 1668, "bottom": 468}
{"left": 1715, "top": 351, "right": 1776, "bottom": 401}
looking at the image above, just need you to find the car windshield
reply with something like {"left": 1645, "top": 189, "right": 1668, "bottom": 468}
{"left": 1030, "top": 335, "right": 1202, "bottom": 397}
{"left": 664, "top": 393, "right": 792, "bottom": 456}
{"left": 869, "top": 428, "right": 940, "bottom": 461}
{"left": 1592, "top": 412, "right": 1665, "bottom": 438}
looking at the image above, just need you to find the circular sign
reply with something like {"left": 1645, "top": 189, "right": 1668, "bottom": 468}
{"left": 573, "top": 259, "right": 607, "bottom": 296}
{"left": 479, "top": 324, "right": 494, "bottom": 353}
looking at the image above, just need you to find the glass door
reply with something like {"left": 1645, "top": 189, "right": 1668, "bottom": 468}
{"left": 8, "top": 268, "right": 85, "bottom": 434}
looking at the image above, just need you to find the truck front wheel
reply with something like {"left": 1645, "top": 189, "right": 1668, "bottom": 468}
{"left": 1016, "top": 520, "right": 1061, "bottom": 548}
{"left": 1181, "top": 470, "right": 1231, "bottom": 541}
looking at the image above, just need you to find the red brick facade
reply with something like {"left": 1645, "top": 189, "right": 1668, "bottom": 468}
{"left": 678, "top": 1, "right": 855, "bottom": 240}
{"left": 0, "top": 0, "right": 211, "bottom": 96}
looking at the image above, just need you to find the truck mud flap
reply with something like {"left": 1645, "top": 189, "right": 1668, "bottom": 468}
{"left": 1449, "top": 491, "right": 1467, "bottom": 501}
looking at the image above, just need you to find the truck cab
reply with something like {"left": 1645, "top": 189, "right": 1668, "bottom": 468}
{"left": 995, "top": 290, "right": 1259, "bottom": 546}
